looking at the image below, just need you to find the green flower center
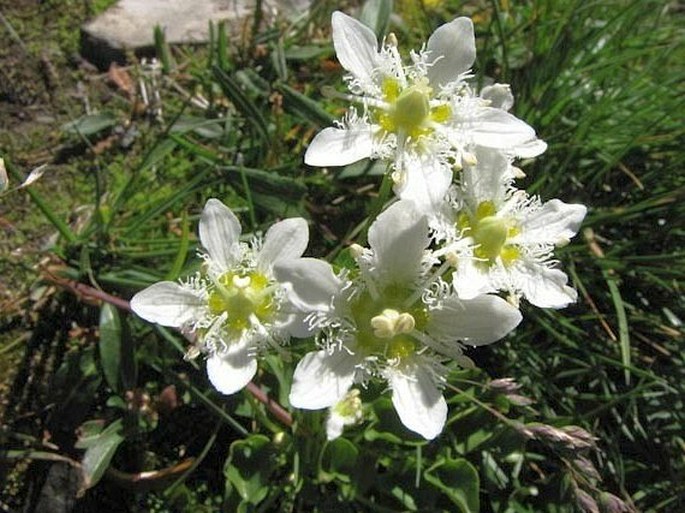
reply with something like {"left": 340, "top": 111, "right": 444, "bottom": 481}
{"left": 458, "top": 201, "right": 521, "bottom": 266}
{"left": 376, "top": 77, "right": 451, "bottom": 141}
{"left": 350, "top": 285, "right": 429, "bottom": 361}
{"left": 207, "top": 271, "right": 274, "bottom": 333}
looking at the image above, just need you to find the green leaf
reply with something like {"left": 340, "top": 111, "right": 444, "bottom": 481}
{"left": 62, "top": 112, "right": 117, "bottom": 137}
{"left": 338, "top": 158, "right": 387, "bottom": 179}
{"left": 235, "top": 166, "right": 307, "bottom": 195}
{"left": 119, "top": 313, "right": 137, "bottom": 391}
{"left": 271, "top": 39, "right": 288, "bottom": 81}
{"left": 274, "top": 82, "right": 335, "bottom": 127}
{"left": 320, "top": 438, "right": 359, "bottom": 483}
{"left": 99, "top": 303, "right": 122, "bottom": 392}
{"left": 213, "top": 66, "right": 270, "bottom": 142}
{"left": 424, "top": 456, "right": 480, "bottom": 513}
{"left": 284, "top": 45, "right": 328, "bottom": 61}
{"left": 224, "top": 434, "right": 276, "bottom": 505}
{"left": 79, "top": 419, "right": 125, "bottom": 491}
{"left": 360, "top": 0, "right": 394, "bottom": 39}
{"left": 171, "top": 116, "right": 226, "bottom": 139}
{"left": 165, "top": 209, "right": 191, "bottom": 281}
{"left": 365, "top": 397, "right": 408, "bottom": 443}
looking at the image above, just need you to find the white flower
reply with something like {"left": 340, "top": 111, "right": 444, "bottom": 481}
{"left": 326, "top": 389, "right": 363, "bottom": 440}
{"left": 130, "top": 199, "right": 309, "bottom": 395}
{"left": 275, "top": 200, "right": 521, "bottom": 439}
{"left": 436, "top": 148, "right": 587, "bottom": 308}
{"left": 304, "top": 11, "right": 544, "bottom": 176}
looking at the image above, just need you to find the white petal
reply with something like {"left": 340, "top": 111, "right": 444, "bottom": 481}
{"left": 426, "top": 17, "right": 476, "bottom": 89}
{"left": 511, "top": 138, "right": 547, "bottom": 158}
{"left": 480, "top": 83, "right": 514, "bottom": 111}
{"left": 461, "top": 146, "right": 512, "bottom": 205}
{"left": 331, "top": 11, "right": 379, "bottom": 88}
{"left": 326, "top": 412, "right": 346, "bottom": 441}
{"left": 130, "top": 281, "right": 205, "bottom": 328}
{"left": 290, "top": 350, "right": 357, "bottom": 409}
{"left": 428, "top": 293, "right": 522, "bottom": 346}
{"left": 368, "top": 200, "right": 429, "bottom": 286}
{"left": 516, "top": 200, "right": 587, "bottom": 246}
{"left": 278, "top": 311, "right": 317, "bottom": 339}
{"left": 469, "top": 108, "right": 538, "bottom": 150}
{"left": 199, "top": 199, "right": 241, "bottom": 270}
{"left": 304, "top": 126, "right": 375, "bottom": 167}
{"left": 206, "top": 340, "right": 258, "bottom": 395}
{"left": 274, "top": 258, "right": 342, "bottom": 312}
{"left": 516, "top": 261, "right": 578, "bottom": 309}
{"left": 394, "top": 161, "right": 451, "bottom": 217}
{"left": 451, "top": 258, "right": 495, "bottom": 299}
{"left": 257, "top": 217, "right": 309, "bottom": 272}
{"left": 389, "top": 360, "right": 447, "bottom": 440}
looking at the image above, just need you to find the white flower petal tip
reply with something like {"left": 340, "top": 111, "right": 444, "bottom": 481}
{"left": 289, "top": 350, "right": 357, "bottom": 410}
{"left": 426, "top": 17, "right": 476, "bottom": 89}
{"left": 331, "top": 11, "right": 379, "bottom": 87}
{"left": 480, "top": 84, "right": 514, "bottom": 111}
{"left": 513, "top": 138, "right": 548, "bottom": 159}
{"left": 471, "top": 108, "right": 538, "bottom": 151}
{"left": 390, "top": 362, "right": 447, "bottom": 440}
{"left": 273, "top": 258, "right": 341, "bottom": 312}
{"left": 520, "top": 265, "right": 579, "bottom": 309}
{"left": 368, "top": 200, "right": 429, "bottom": 285}
{"left": 257, "top": 217, "right": 309, "bottom": 271}
{"left": 130, "top": 281, "right": 204, "bottom": 328}
{"left": 518, "top": 199, "right": 587, "bottom": 245}
{"left": 206, "top": 347, "right": 258, "bottom": 395}
{"left": 199, "top": 199, "right": 241, "bottom": 270}
{"left": 429, "top": 294, "right": 522, "bottom": 347}
{"left": 304, "top": 127, "right": 375, "bottom": 167}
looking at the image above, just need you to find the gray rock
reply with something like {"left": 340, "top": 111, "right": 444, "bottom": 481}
{"left": 81, "top": 0, "right": 311, "bottom": 68}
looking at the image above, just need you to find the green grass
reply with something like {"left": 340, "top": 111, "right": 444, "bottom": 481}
{"left": 1, "top": 0, "right": 683, "bottom": 511}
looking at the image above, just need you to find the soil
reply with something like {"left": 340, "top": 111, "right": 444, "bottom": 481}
{"left": 0, "top": 1, "right": 119, "bottom": 508}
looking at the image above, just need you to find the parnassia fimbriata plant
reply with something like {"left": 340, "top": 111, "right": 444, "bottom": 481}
{"left": 130, "top": 11, "right": 586, "bottom": 442}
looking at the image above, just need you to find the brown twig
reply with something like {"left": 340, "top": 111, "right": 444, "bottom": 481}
{"left": 44, "top": 274, "right": 294, "bottom": 428}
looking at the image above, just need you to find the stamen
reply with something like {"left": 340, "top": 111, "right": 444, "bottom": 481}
{"left": 370, "top": 309, "right": 416, "bottom": 338}
{"left": 403, "top": 260, "right": 451, "bottom": 308}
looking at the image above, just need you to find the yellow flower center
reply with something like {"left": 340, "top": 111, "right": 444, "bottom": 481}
{"left": 350, "top": 286, "right": 428, "bottom": 361}
{"left": 458, "top": 201, "right": 521, "bottom": 266}
{"left": 207, "top": 271, "right": 274, "bottom": 333}
{"left": 376, "top": 77, "right": 452, "bottom": 142}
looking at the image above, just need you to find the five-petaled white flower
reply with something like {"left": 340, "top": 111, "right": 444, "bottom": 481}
{"left": 275, "top": 201, "right": 522, "bottom": 439}
{"left": 304, "top": 11, "right": 545, "bottom": 183}
{"left": 434, "top": 148, "right": 587, "bottom": 308}
{"left": 130, "top": 199, "right": 310, "bottom": 395}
